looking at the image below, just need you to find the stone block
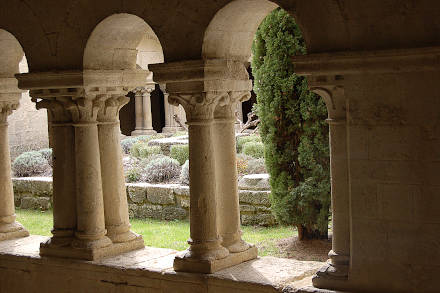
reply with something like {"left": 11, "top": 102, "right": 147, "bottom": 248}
{"left": 127, "top": 184, "right": 147, "bottom": 203}
{"left": 173, "top": 186, "right": 190, "bottom": 197}
{"left": 37, "top": 197, "right": 51, "bottom": 210}
{"left": 239, "top": 190, "right": 271, "bottom": 206}
{"left": 137, "top": 204, "right": 162, "bottom": 220}
{"left": 13, "top": 177, "right": 53, "bottom": 197}
{"left": 241, "top": 214, "right": 276, "bottom": 226}
{"left": 239, "top": 205, "right": 256, "bottom": 212}
{"left": 176, "top": 196, "right": 190, "bottom": 208}
{"left": 162, "top": 206, "right": 187, "bottom": 221}
{"left": 128, "top": 204, "right": 139, "bottom": 219}
{"left": 238, "top": 174, "right": 270, "bottom": 191}
{"left": 20, "top": 197, "right": 40, "bottom": 210}
{"left": 147, "top": 185, "right": 175, "bottom": 205}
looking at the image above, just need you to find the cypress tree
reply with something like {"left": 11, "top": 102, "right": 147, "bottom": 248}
{"left": 251, "top": 8, "right": 330, "bottom": 240}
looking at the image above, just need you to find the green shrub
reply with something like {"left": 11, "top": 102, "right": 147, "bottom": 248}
{"left": 236, "top": 153, "right": 252, "bottom": 175}
{"left": 246, "top": 158, "right": 267, "bottom": 174}
{"left": 236, "top": 135, "right": 261, "bottom": 153}
{"left": 138, "top": 145, "right": 162, "bottom": 158}
{"left": 252, "top": 8, "right": 330, "bottom": 239}
{"left": 242, "top": 141, "right": 265, "bottom": 158}
{"left": 125, "top": 167, "right": 141, "bottom": 183}
{"left": 143, "top": 157, "right": 181, "bottom": 183}
{"left": 180, "top": 160, "right": 189, "bottom": 185}
{"left": 121, "top": 137, "right": 141, "bottom": 154}
{"left": 131, "top": 142, "right": 162, "bottom": 158}
{"left": 124, "top": 134, "right": 165, "bottom": 156}
{"left": 170, "top": 144, "right": 189, "bottom": 165}
{"left": 12, "top": 151, "right": 50, "bottom": 177}
{"left": 38, "top": 148, "right": 53, "bottom": 167}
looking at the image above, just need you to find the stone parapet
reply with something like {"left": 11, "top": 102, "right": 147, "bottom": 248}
{"left": 12, "top": 178, "right": 276, "bottom": 226}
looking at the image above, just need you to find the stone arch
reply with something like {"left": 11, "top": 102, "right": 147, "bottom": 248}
{"left": 0, "top": 29, "right": 25, "bottom": 77}
{"left": 83, "top": 13, "right": 164, "bottom": 70}
{"left": 202, "top": 0, "right": 278, "bottom": 62}
{"left": 83, "top": 13, "right": 166, "bottom": 134}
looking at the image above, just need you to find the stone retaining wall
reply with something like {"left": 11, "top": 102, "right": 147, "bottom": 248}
{"left": 12, "top": 176, "right": 276, "bottom": 226}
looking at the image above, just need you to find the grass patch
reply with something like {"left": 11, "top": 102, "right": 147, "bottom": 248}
{"left": 16, "top": 209, "right": 295, "bottom": 257}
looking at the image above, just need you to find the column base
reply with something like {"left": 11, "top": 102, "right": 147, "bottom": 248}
{"left": 131, "top": 129, "right": 157, "bottom": 136}
{"left": 312, "top": 263, "right": 350, "bottom": 291}
{"left": 0, "top": 222, "right": 29, "bottom": 241}
{"left": 174, "top": 245, "right": 258, "bottom": 273}
{"left": 162, "top": 126, "right": 185, "bottom": 133}
{"left": 40, "top": 236, "right": 144, "bottom": 261}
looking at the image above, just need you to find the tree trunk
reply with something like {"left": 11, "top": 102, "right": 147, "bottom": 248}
{"left": 297, "top": 225, "right": 328, "bottom": 241}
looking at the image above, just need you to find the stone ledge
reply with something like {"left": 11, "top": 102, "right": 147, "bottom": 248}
{"left": 0, "top": 235, "right": 326, "bottom": 293}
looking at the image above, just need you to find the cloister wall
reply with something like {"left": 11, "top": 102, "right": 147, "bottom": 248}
{"left": 7, "top": 58, "right": 48, "bottom": 157}
{"left": 12, "top": 177, "right": 276, "bottom": 226}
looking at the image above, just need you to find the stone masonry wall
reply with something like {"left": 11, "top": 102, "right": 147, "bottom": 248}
{"left": 8, "top": 57, "right": 49, "bottom": 158}
{"left": 12, "top": 176, "right": 276, "bottom": 226}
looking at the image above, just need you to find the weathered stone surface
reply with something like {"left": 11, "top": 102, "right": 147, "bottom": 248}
{"left": 137, "top": 204, "right": 162, "bottom": 220}
{"left": 173, "top": 186, "right": 190, "bottom": 197}
{"left": 239, "top": 190, "right": 271, "bottom": 206}
{"left": 147, "top": 185, "right": 175, "bottom": 205}
{"left": 127, "top": 183, "right": 147, "bottom": 203}
{"left": 128, "top": 203, "right": 138, "bottom": 219}
{"left": 13, "top": 177, "right": 53, "bottom": 197}
{"left": 238, "top": 174, "right": 270, "bottom": 191}
{"left": 239, "top": 205, "right": 256, "bottom": 212}
{"left": 176, "top": 196, "right": 190, "bottom": 208}
{"left": 20, "top": 196, "right": 51, "bottom": 210}
{"left": 0, "top": 235, "right": 325, "bottom": 292}
{"left": 162, "top": 206, "right": 187, "bottom": 220}
{"left": 241, "top": 213, "right": 276, "bottom": 226}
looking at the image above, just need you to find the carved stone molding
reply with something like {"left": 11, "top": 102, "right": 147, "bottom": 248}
{"left": 293, "top": 46, "right": 440, "bottom": 76}
{"left": 214, "top": 91, "right": 251, "bottom": 120}
{"left": 169, "top": 92, "right": 229, "bottom": 122}
{"left": 0, "top": 101, "right": 19, "bottom": 123}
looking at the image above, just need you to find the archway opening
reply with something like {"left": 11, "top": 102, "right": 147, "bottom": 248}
{"left": 202, "top": 0, "right": 332, "bottom": 258}
{"left": 84, "top": 13, "right": 166, "bottom": 135}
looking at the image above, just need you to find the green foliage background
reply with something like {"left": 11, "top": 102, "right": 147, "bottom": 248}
{"left": 251, "top": 8, "right": 330, "bottom": 238}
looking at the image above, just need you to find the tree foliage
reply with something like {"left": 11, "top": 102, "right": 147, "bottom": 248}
{"left": 251, "top": 8, "right": 330, "bottom": 240}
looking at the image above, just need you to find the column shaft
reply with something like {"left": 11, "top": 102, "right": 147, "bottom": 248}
{"left": 142, "top": 92, "right": 153, "bottom": 131}
{"left": 328, "top": 120, "right": 350, "bottom": 264}
{"left": 49, "top": 124, "right": 77, "bottom": 242}
{"left": 99, "top": 121, "right": 137, "bottom": 243}
{"left": 0, "top": 122, "right": 28, "bottom": 239}
{"left": 213, "top": 119, "right": 250, "bottom": 252}
{"left": 73, "top": 123, "right": 111, "bottom": 249}
{"left": 134, "top": 92, "right": 143, "bottom": 131}
{"left": 187, "top": 121, "right": 229, "bottom": 260}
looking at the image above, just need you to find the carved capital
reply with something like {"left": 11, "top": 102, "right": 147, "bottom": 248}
{"left": 307, "top": 75, "right": 346, "bottom": 121}
{"left": 169, "top": 92, "right": 228, "bottom": 122}
{"left": 97, "top": 95, "right": 130, "bottom": 122}
{"left": 30, "top": 88, "right": 85, "bottom": 123}
{"left": 214, "top": 91, "right": 251, "bottom": 120}
{"left": 0, "top": 101, "right": 19, "bottom": 123}
{"left": 132, "top": 85, "right": 154, "bottom": 97}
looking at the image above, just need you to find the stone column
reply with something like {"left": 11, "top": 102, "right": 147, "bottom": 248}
{"left": 170, "top": 92, "right": 230, "bottom": 272}
{"left": 161, "top": 84, "right": 185, "bottom": 133}
{"left": 213, "top": 91, "right": 254, "bottom": 253}
{"left": 0, "top": 100, "right": 29, "bottom": 241}
{"left": 150, "top": 59, "right": 258, "bottom": 273}
{"left": 31, "top": 94, "right": 77, "bottom": 251}
{"left": 97, "top": 92, "right": 144, "bottom": 249}
{"left": 66, "top": 96, "right": 112, "bottom": 255}
{"left": 133, "top": 89, "right": 143, "bottom": 133}
{"left": 307, "top": 80, "right": 350, "bottom": 288}
{"left": 131, "top": 86, "right": 156, "bottom": 136}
